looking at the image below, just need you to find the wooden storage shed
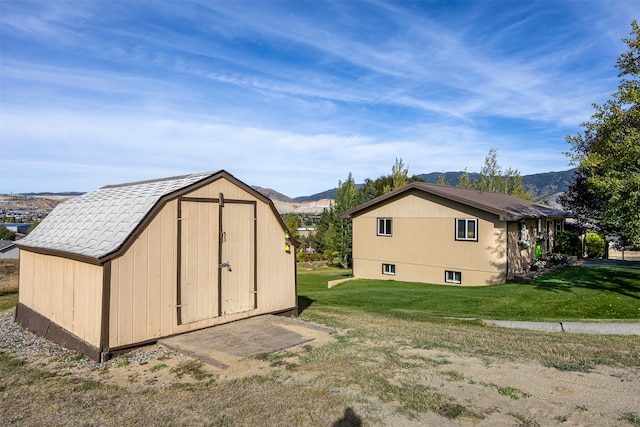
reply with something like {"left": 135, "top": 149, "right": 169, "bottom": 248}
{"left": 16, "top": 171, "right": 298, "bottom": 361}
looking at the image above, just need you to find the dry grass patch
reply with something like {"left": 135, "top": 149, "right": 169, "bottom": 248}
{"left": 0, "top": 259, "right": 19, "bottom": 294}
{"left": 0, "top": 259, "right": 19, "bottom": 310}
{"left": 0, "top": 351, "right": 353, "bottom": 427}
{"left": 303, "top": 307, "right": 640, "bottom": 369}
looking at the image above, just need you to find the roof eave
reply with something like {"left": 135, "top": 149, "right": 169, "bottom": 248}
{"left": 16, "top": 244, "right": 103, "bottom": 266}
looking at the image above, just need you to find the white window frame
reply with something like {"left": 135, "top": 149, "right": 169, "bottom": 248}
{"left": 518, "top": 220, "right": 528, "bottom": 241}
{"left": 377, "top": 218, "right": 392, "bottom": 236}
{"left": 555, "top": 219, "right": 563, "bottom": 235}
{"left": 382, "top": 263, "right": 395, "bottom": 275}
{"left": 445, "top": 270, "right": 462, "bottom": 284}
{"left": 455, "top": 218, "right": 478, "bottom": 241}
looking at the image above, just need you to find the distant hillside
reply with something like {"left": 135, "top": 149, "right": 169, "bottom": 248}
{"left": 294, "top": 189, "right": 338, "bottom": 203}
{"left": 9, "top": 169, "right": 577, "bottom": 215}
{"left": 417, "top": 169, "right": 576, "bottom": 201}
{"left": 521, "top": 169, "right": 577, "bottom": 200}
{"left": 19, "top": 192, "right": 85, "bottom": 197}
{"left": 0, "top": 194, "right": 77, "bottom": 212}
{"left": 297, "top": 169, "right": 577, "bottom": 203}
{"left": 252, "top": 186, "right": 294, "bottom": 203}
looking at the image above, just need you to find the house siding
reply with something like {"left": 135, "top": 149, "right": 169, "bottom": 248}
{"left": 351, "top": 190, "right": 507, "bottom": 286}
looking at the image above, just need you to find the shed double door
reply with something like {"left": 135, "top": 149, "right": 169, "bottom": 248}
{"left": 178, "top": 196, "right": 256, "bottom": 325}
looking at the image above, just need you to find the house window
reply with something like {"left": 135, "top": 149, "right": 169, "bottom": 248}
{"left": 455, "top": 218, "right": 477, "bottom": 241}
{"left": 382, "top": 263, "right": 395, "bottom": 275}
{"left": 445, "top": 271, "right": 462, "bottom": 284}
{"left": 377, "top": 218, "right": 392, "bottom": 236}
{"left": 518, "top": 220, "right": 528, "bottom": 241}
{"left": 555, "top": 219, "right": 563, "bottom": 235}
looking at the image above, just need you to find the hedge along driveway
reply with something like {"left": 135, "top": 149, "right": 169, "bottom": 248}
{"left": 297, "top": 266, "right": 640, "bottom": 322}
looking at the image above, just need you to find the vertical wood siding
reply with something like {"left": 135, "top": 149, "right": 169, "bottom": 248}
{"left": 18, "top": 251, "right": 103, "bottom": 346}
{"left": 108, "top": 177, "right": 296, "bottom": 349}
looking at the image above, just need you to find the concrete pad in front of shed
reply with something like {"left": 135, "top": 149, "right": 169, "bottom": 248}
{"left": 158, "top": 315, "right": 335, "bottom": 369}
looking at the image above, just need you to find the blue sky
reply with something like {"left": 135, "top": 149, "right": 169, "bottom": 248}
{"left": 1, "top": 0, "right": 637, "bottom": 197}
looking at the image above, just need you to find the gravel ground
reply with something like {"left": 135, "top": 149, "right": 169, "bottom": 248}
{"left": 0, "top": 308, "right": 179, "bottom": 368}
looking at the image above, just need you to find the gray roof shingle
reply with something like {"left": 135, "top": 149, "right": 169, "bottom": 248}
{"left": 17, "top": 172, "right": 214, "bottom": 260}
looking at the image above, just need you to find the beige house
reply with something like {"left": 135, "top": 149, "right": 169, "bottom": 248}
{"left": 16, "top": 171, "right": 297, "bottom": 361}
{"left": 340, "top": 182, "right": 568, "bottom": 286}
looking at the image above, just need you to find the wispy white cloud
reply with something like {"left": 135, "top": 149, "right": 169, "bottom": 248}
{"left": 0, "top": 0, "right": 637, "bottom": 196}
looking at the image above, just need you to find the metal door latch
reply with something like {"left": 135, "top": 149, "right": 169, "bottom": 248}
{"left": 219, "top": 262, "right": 232, "bottom": 271}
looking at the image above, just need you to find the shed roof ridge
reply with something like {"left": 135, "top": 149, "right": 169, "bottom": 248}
{"left": 100, "top": 171, "right": 216, "bottom": 189}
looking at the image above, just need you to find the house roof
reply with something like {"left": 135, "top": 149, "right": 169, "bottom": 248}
{"left": 0, "top": 240, "right": 16, "bottom": 252}
{"left": 339, "top": 182, "right": 569, "bottom": 222}
{"left": 17, "top": 170, "right": 283, "bottom": 262}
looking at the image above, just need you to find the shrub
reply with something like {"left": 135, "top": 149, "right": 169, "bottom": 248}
{"left": 310, "top": 252, "right": 322, "bottom": 262}
{"left": 554, "top": 231, "right": 583, "bottom": 257}
{"left": 584, "top": 232, "right": 606, "bottom": 258}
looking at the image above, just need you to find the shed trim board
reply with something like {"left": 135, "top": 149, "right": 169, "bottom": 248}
{"left": 15, "top": 170, "right": 298, "bottom": 361}
{"left": 100, "top": 260, "right": 112, "bottom": 358}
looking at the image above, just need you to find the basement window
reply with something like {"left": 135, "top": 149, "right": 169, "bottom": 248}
{"left": 377, "top": 218, "right": 392, "bottom": 236}
{"left": 445, "top": 271, "right": 462, "bottom": 284}
{"left": 382, "top": 263, "right": 395, "bottom": 275}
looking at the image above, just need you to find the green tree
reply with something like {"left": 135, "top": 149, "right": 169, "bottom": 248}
{"left": 436, "top": 173, "right": 449, "bottom": 185}
{"left": 313, "top": 173, "right": 360, "bottom": 267}
{"left": 457, "top": 149, "right": 533, "bottom": 200}
{"left": 457, "top": 168, "right": 472, "bottom": 188}
{"left": 359, "top": 158, "right": 424, "bottom": 202}
{"left": 475, "top": 149, "right": 533, "bottom": 200}
{"left": 382, "top": 158, "right": 410, "bottom": 193}
{"left": 502, "top": 167, "right": 532, "bottom": 200}
{"left": 0, "top": 225, "right": 16, "bottom": 241}
{"left": 563, "top": 21, "right": 640, "bottom": 249}
{"left": 475, "top": 148, "right": 502, "bottom": 193}
{"left": 283, "top": 213, "right": 300, "bottom": 240}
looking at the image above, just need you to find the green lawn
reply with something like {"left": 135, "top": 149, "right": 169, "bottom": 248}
{"left": 298, "top": 265, "right": 640, "bottom": 321}
{"left": 0, "top": 293, "right": 18, "bottom": 311}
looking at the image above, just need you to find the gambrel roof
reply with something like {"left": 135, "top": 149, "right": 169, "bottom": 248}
{"left": 340, "top": 182, "right": 569, "bottom": 221}
{"left": 17, "top": 170, "right": 282, "bottom": 263}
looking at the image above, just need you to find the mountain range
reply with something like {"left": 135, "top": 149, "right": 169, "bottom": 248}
{"left": 6, "top": 169, "right": 577, "bottom": 215}
{"left": 289, "top": 168, "right": 577, "bottom": 204}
